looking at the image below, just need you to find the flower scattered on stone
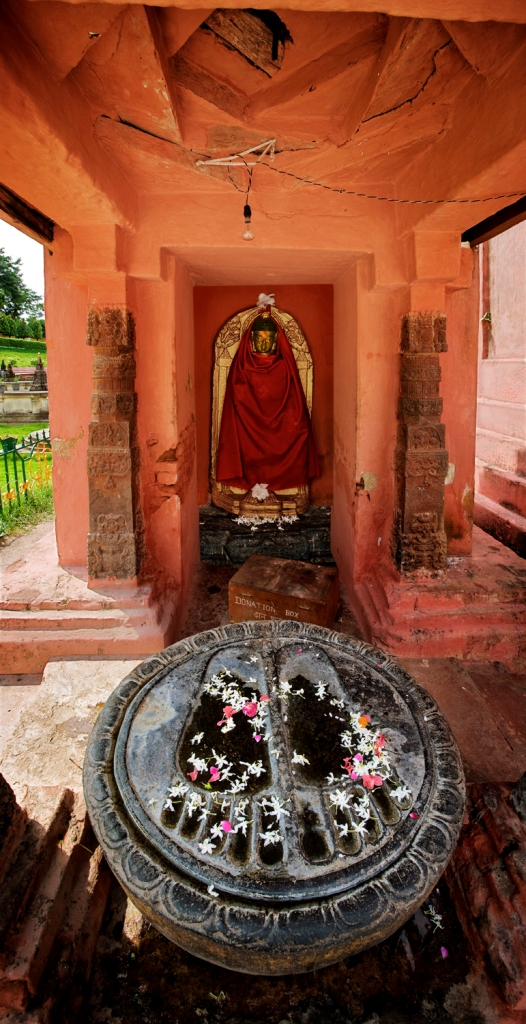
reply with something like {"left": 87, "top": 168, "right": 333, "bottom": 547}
{"left": 315, "top": 681, "right": 327, "bottom": 700}
{"left": 210, "top": 823, "right": 224, "bottom": 840}
{"left": 234, "top": 515, "right": 298, "bottom": 527}
{"left": 276, "top": 679, "right": 304, "bottom": 700}
{"left": 391, "top": 784, "right": 411, "bottom": 802}
{"left": 330, "top": 789, "right": 352, "bottom": 811}
{"left": 187, "top": 793, "right": 206, "bottom": 817}
{"left": 168, "top": 783, "right": 189, "bottom": 799}
{"left": 240, "top": 760, "right": 266, "bottom": 777}
{"left": 259, "top": 829, "right": 282, "bottom": 846}
{"left": 424, "top": 907, "right": 443, "bottom": 931}
{"left": 259, "top": 795, "right": 290, "bottom": 821}
{"left": 291, "top": 751, "right": 310, "bottom": 765}
{"left": 199, "top": 838, "right": 216, "bottom": 855}
{"left": 191, "top": 732, "right": 204, "bottom": 746}
{"left": 207, "top": 884, "right": 219, "bottom": 897}
{"left": 339, "top": 712, "right": 391, "bottom": 790}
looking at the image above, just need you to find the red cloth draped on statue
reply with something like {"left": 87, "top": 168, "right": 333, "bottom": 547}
{"left": 216, "top": 319, "right": 320, "bottom": 491}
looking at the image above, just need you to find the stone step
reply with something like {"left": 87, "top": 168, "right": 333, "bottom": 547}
{"left": 0, "top": 583, "right": 156, "bottom": 613}
{"left": 476, "top": 427, "right": 526, "bottom": 477}
{"left": 474, "top": 492, "right": 526, "bottom": 559}
{"left": 0, "top": 623, "right": 166, "bottom": 674}
{"left": 0, "top": 787, "right": 74, "bottom": 950}
{"left": 476, "top": 461, "right": 526, "bottom": 518}
{"left": 355, "top": 527, "right": 526, "bottom": 666}
{"left": 0, "top": 609, "right": 130, "bottom": 631}
{"left": 370, "top": 616, "right": 525, "bottom": 663}
{"left": 0, "top": 778, "right": 112, "bottom": 1021}
{"left": 0, "top": 792, "right": 87, "bottom": 1013}
{"left": 477, "top": 398, "right": 526, "bottom": 440}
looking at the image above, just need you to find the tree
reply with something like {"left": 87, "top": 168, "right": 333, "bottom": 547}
{"left": 27, "top": 318, "right": 43, "bottom": 340}
{"left": 0, "top": 312, "right": 15, "bottom": 337}
{"left": 0, "top": 248, "right": 44, "bottom": 319}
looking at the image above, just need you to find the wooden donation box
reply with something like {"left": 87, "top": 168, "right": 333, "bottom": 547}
{"left": 229, "top": 554, "right": 339, "bottom": 627}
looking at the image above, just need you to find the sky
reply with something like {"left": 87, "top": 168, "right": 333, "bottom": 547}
{"left": 0, "top": 219, "right": 44, "bottom": 298}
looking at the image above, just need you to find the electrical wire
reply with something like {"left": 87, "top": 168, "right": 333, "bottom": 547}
{"left": 260, "top": 162, "right": 526, "bottom": 205}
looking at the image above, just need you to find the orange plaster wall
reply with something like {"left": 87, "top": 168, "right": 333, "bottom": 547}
{"left": 443, "top": 252, "right": 479, "bottom": 555}
{"left": 332, "top": 266, "right": 358, "bottom": 596}
{"left": 45, "top": 237, "right": 92, "bottom": 567}
{"left": 193, "top": 285, "right": 334, "bottom": 507}
{"left": 133, "top": 256, "right": 198, "bottom": 617}
{"left": 353, "top": 279, "right": 401, "bottom": 583}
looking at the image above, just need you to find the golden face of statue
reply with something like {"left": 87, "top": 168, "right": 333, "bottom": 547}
{"left": 251, "top": 329, "right": 278, "bottom": 355}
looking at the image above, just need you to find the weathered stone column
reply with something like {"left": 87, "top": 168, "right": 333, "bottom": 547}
{"left": 86, "top": 307, "right": 140, "bottom": 581}
{"left": 394, "top": 312, "right": 449, "bottom": 573}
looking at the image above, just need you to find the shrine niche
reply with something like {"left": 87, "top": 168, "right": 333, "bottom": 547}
{"left": 210, "top": 297, "right": 319, "bottom": 518}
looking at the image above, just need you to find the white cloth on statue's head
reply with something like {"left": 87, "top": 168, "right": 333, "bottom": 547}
{"left": 256, "top": 293, "right": 275, "bottom": 308}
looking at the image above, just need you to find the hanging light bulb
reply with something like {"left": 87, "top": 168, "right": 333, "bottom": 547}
{"left": 242, "top": 202, "right": 254, "bottom": 241}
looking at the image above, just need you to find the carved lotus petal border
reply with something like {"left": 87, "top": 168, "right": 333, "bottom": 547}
{"left": 83, "top": 621, "right": 465, "bottom": 974}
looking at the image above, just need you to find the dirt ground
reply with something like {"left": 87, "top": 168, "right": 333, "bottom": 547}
{"left": 84, "top": 872, "right": 485, "bottom": 1024}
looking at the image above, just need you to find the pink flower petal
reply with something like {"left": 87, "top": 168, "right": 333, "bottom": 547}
{"left": 362, "top": 775, "right": 375, "bottom": 789}
{"left": 260, "top": 695, "right": 270, "bottom": 702}
{"left": 254, "top": 734, "right": 261, "bottom": 742}
{"left": 410, "top": 812, "right": 420, "bottom": 819}
{"left": 223, "top": 705, "right": 236, "bottom": 718}
{"left": 296, "top": 649, "right": 302, "bottom": 653}
{"left": 221, "top": 820, "right": 232, "bottom": 832}
{"left": 440, "top": 946, "right": 449, "bottom": 959}
{"left": 187, "top": 770, "right": 198, "bottom": 781}
{"left": 354, "top": 753, "right": 363, "bottom": 762}
{"left": 242, "top": 702, "right": 258, "bottom": 718}
{"left": 351, "top": 771, "right": 358, "bottom": 780}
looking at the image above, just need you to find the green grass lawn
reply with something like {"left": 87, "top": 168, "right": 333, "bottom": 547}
{"left": 0, "top": 421, "right": 49, "bottom": 444}
{"left": 0, "top": 420, "right": 53, "bottom": 537}
{"left": 0, "top": 337, "right": 47, "bottom": 367}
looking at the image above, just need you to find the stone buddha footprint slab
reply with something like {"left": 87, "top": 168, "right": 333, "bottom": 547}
{"left": 84, "top": 622, "right": 465, "bottom": 974}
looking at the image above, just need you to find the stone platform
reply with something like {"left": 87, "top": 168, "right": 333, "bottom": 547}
{"left": 199, "top": 504, "right": 334, "bottom": 566}
{"left": 0, "top": 524, "right": 173, "bottom": 674}
{"left": 355, "top": 526, "right": 526, "bottom": 667}
{"left": 84, "top": 622, "right": 465, "bottom": 975}
{"left": 0, "top": 652, "right": 525, "bottom": 1017}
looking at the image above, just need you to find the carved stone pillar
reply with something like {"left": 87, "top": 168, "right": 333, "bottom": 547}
{"left": 86, "top": 307, "right": 140, "bottom": 580}
{"left": 394, "top": 312, "right": 449, "bottom": 573}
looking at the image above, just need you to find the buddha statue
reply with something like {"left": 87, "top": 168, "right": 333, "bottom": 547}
{"left": 210, "top": 300, "right": 319, "bottom": 518}
{"left": 250, "top": 310, "right": 278, "bottom": 355}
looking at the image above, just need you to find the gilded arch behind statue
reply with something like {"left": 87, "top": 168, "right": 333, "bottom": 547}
{"left": 210, "top": 302, "right": 315, "bottom": 518}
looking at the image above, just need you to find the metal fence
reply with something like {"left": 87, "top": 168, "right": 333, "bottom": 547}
{"left": 0, "top": 428, "right": 52, "bottom": 520}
